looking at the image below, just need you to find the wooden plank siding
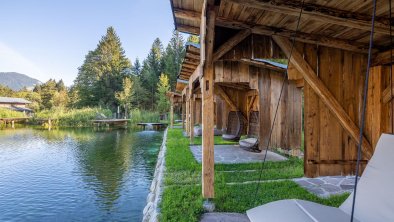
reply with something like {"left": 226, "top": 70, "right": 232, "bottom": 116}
{"left": 299, "top": 42, "right": 391, "bottom": 177}
{"left": 258, "top": 68, "right": 302, "bottom": 151}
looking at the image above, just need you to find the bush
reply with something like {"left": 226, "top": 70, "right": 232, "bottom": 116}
{"left": 34, "top": 107, "right": 112, "bottom": 127}
{"left": 0, "top": 108, "right": 26, "bottom": 118}
{"left": 129, "top": 109, "right": 160, "bottom": 124}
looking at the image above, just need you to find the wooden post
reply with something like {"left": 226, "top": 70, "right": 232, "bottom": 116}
{"left": 201, "top": 0, "right": 216, "bottom": 199}
{"left": 11, "top": 120, "right": 14, "bottom": 129}
{"left": 190, "top": 94, "right": 195, "bottom": 144}
{"left": 185, "top": 92, "right": 190, "bottom": 136}
{"left": 182, "top": 96, "right": 185, "bottom": 129}
{"left": 170, "top": 96, "right": 174, "bottom": 128}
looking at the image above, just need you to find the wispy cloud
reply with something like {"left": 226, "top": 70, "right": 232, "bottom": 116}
{"left": 0, "top": 41, "right": 44, "bottom": 81}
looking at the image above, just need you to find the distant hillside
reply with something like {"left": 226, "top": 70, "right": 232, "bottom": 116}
{"left": 0, "top": 72, "right": 42, "bottom": 91}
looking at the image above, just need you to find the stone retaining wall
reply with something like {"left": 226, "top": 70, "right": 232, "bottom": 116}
{"left": 142, "top": 128, "right": 168, "bottom": 222}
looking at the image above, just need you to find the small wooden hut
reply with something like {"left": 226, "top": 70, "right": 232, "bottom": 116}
{"left": 170, "top": 0, "right": 394, "bottom": 199}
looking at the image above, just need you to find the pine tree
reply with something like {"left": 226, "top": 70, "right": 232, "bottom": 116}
{"left": 140, "top": 38, "right": 163, "bottom": 110}
{"left": 162, "top": 31, "right": 185, "bottom": 91}
{"left": 74, "top": 26, "right": 131, "bottom": 110}
{"left": 132, "top": 58, "right": 142, "bottom": 76}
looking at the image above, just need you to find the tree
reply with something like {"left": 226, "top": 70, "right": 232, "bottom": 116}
{"left": 115, "top": 77, "right": 134, "bottom": 118}
{"left": 162, "top": 31, "right": 185, "bottom": 91}
{"left": 187, "top": 35, "right": 200, "bottom": 44}
{"left": 140, "top": 38, "right": 163, "bottom": 110}
{"left": 74, "top": 26, "right": 131, "bottom": 110}
{"left": 156, "top": 73, "right": 170, "bottom": 113}
{"left": 0, "top": 85, "right": 15, "bottom": 97}
{"left": 132, "top": 58, "right": 142, "bottom": 76}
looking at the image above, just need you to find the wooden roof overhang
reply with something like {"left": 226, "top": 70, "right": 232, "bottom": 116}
{"left": 178, "top": 42, "right": 201, "bottom": 81}
{"left": 170, "top": 0, "right": 394, "bottom": 57}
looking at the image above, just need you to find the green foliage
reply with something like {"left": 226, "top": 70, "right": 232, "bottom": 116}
{"left": 0, "top": 84, "right": 15, "bottom": 97}
{"left": 187, "top": 35, "right": 200, "bottom": 44}
{"left": 129, "top": 109, "right": 160, "bottom": 124}
{"left": 161, "top": 128, "right": 349, "bottom": 221}
{"left": 0, "top": 108, "right": 25, "bottom": 118}
{"left": 34, "top": 107, "right": 112, "bottom": 127}
{"left": 163, "top": 31, "right": 185, "bottom": 91}
{"left": 115, "top": 77, "right": 134, "bottom": 117}
{"left": 74, "top": 27, "right": 131, "bottom": 109}
{"left": 156, "top": 74, "right": 170, "bottom": 113}
{"left": 33, "top": 79, "right": 68, "bottom": 110}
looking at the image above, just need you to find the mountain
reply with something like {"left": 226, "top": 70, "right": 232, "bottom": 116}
{"left": 0, "top": 72, "right": 42, "bottom": 91}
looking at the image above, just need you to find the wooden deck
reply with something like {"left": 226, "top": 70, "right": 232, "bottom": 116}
{"left": 92, "top": 119, "right": 130, "bottom": 127}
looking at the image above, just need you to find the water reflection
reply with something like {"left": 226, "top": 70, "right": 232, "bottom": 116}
{"left": 0, "top": 127, "right": 163, "bottom": 221}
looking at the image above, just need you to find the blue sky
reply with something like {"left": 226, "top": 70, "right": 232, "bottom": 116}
{"left": 0, "top": 0, "right": 181, "bottom": 86}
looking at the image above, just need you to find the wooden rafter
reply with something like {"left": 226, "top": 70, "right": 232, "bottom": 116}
{"left": 172, "top": 8, "right": 371, "bottom": 53}
{"left": 273, "top": 36, "right": 373, "bottom": 159}
{"left": 213, "top": 29, "right": 251, "bottom": 61}
{"left": 372, "top": 49, "right": 394, "bottom": 66}
{"left": 177, "top": 24, "right": 199, "bottom": 35}
{"left": 239, "top": 58, "right": 286, "bottom": 73}
{"left": 224, "top": 0, "right": 392, "bottom": 35}
{"left": 216, "top": 17, "right": 371, "bottom": 53}
{"left": 382, "top": 84, "right": 394, "bottom": 104}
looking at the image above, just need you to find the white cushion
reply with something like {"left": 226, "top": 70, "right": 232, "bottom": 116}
{"left": 247, "top": 134, "right": 394, "bottom": 222}
{"left": 340, "top": 134, "right": 394, "bottom": 222}
{"left": 247, "top": 199, "right": 357, "bottom": 222}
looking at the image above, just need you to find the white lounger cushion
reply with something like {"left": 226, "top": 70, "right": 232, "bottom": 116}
{"left": 340, "top": 133, "right": 394, "bottom": 222}
{"left": 247, "top": 199, "right": 357, "bottom": 222}
{"left": 247, "top": 134, "right": 394, "bottom": 222}
{"left": 239, "top": 138, "right": 258, "bottom": 148}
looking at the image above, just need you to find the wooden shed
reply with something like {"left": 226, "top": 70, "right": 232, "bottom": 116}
{"left": 170, "top": 0, "right": 394, "bottom": 198}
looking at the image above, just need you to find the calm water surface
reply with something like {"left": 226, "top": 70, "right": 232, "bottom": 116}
{"left": 0, "top": 128, "right": 163, "bottom": 222}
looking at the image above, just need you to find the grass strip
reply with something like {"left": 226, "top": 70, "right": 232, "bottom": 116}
{"left": 160, "top": 128, "right": 349, "bottom": 222}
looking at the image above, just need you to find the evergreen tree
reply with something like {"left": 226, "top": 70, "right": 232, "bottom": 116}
{"left": 132, "top": 58, "right": 142, "bottom": 76}
{"left": 156, "top": 73, "right": 170, "bottom": 113}
{"left": 74, "top": 26, "right": 131, "bottom": 110}
{"left": 162, "top": 31, "right": 185, "bottom": 91}
{"left": 140, "top": 38, "right": 163, "bottom": 110}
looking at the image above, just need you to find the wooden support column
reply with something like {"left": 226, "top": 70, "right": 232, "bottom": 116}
{"left": 170, "top": 96, "right": 174, "bottom": 128}
{"left": 185, "top": 91, "right": 190, "bottom": 136}
{"left": 190, "top": 94, "right": 195, "bottom": 144}
{"left": 273, "top": 36, "right": 373, "bottom": 159}
{"left": 182, "top": 96, "right": 185, "bottom": 129}
{"left": 201, "top": 0, "right": 216, "bottom": 199}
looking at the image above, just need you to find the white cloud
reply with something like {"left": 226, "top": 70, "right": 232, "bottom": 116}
{"left": 0, "top": 41, "right": 45, "bottom": 82}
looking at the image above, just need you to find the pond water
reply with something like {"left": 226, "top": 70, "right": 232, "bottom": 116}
{"left": 0, "top": 128, "right": 164, "bottom": 222}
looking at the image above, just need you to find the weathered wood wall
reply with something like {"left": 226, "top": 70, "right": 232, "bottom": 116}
{"left": 257, "top": 67, "right": 302, "bottom": 151}
{"left": 215, "top": 61, "right": 259, "bottom": 89}
{"left": 301, "top": 43, "right": 392, "bottom": 177}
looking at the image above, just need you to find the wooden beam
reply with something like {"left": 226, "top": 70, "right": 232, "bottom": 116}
{"left": 177, "top": 24, "right": 200, "bottom": 35}
{"left": 190, "top": 93, "right": 195, "bottom": 144}
{"left": 239, "top": 58, "right": 286, "bottom": 73}
{"left": 216, "top": 17, "right": 371, "bottom": 53}
{"left": 372, "top": 49, "right": 394, "bottom": 66}
{"left": 213, "top": 29, "right": 251, "bottom": 61}
{"left": 174, "top": 7, "right": 201, "bottom": 21}
{"left": 201, "top": 0, "right": 216, "bottom": 199}
{"left": 224, "top": 0, "right": 391, "bottom": 35}
{"left": 214, "top": 85, "right": 238, "bottom": 111}
{"left": 294, "top": 79, "right": 304, "bottom": 88}
{"left": 173, "top": 8, "right": 370, "bottom": 53}
{"left": 170, "top": 96, "right": 174, "bottom": 128}
{"left": 273, "top": 36, "right": 373, "bottom": 159}
{"left": 382, "top": 84, "right": 394, "bottom": 104}
{"left": 248, "top": 95, "right": 256, "bottom": 112}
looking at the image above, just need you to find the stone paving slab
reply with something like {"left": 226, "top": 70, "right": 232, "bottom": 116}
{"left": 200, "top": 213, "right": 250, "bottom": 222}
{"left": 294, "top": 176, "right": 357, "bottom": 198}
{"left": 190, "top": 145, "right": 287, "bottom": 164}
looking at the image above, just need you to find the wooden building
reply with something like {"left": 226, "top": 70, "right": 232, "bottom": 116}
{"left": 170, "top": 0, "right": 394, "bottom": 198}
{"left": 0, "top": 97, "right": 33, "bottom": 115}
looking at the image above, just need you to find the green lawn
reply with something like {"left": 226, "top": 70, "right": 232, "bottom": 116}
{"left": 192, "top": 135, "right": 238, "bottom": 145}
{"left": 160, "top": 128, "right": 348, "bottom": 222}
